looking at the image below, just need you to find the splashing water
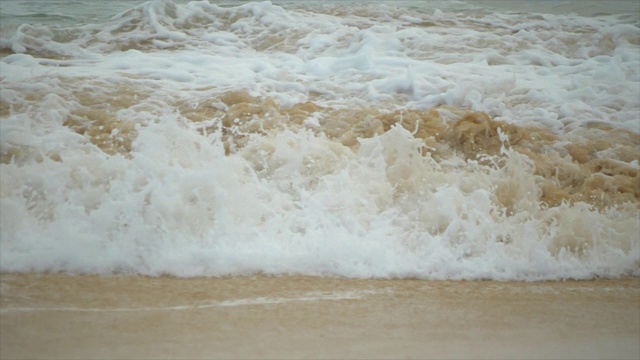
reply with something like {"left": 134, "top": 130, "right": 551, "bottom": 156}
{"left": 1, "top": 0, "right": 638, "bottom": 279}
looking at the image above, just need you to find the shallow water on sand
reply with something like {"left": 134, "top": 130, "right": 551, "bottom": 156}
{"left": 1, "top": 274, "right": 639, "bottom": 359}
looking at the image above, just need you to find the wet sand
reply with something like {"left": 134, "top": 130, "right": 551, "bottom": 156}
{"left": 1, "top": 274, "right": 638, "bottom": 359}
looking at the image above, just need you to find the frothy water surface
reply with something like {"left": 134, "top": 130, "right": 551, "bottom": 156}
{"left": 1, "top": 0, "right": 639, "bottom": 280}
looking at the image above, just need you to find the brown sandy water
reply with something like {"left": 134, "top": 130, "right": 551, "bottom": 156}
{"left": 2, "top": 4, "right": 640, "bottom": 358}
{"left": 1, "top": 274, "right": 638, "bottom": 359}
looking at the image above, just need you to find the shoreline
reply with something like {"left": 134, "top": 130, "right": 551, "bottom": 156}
{"left": 1, "top": 274, "right": 639, "bottom": 359}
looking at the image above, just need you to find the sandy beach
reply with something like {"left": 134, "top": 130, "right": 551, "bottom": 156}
{"left": 0, "top": 274, "right": 638, "bottom": 359}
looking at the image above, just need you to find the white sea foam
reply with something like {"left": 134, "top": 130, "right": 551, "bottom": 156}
{"left": 0, "top": 289, "right": 381, "bottom": 313}
{"left": 0, "top": 0, "right": 638, "bottom": 280}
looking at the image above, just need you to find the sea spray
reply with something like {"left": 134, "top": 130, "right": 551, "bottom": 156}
{"left": 1, "top": 0, "right": 638, "bottom": 279}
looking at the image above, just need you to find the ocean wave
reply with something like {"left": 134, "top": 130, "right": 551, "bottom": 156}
{"left": 1, "top": 0, "right": 638, "bottom": 279}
